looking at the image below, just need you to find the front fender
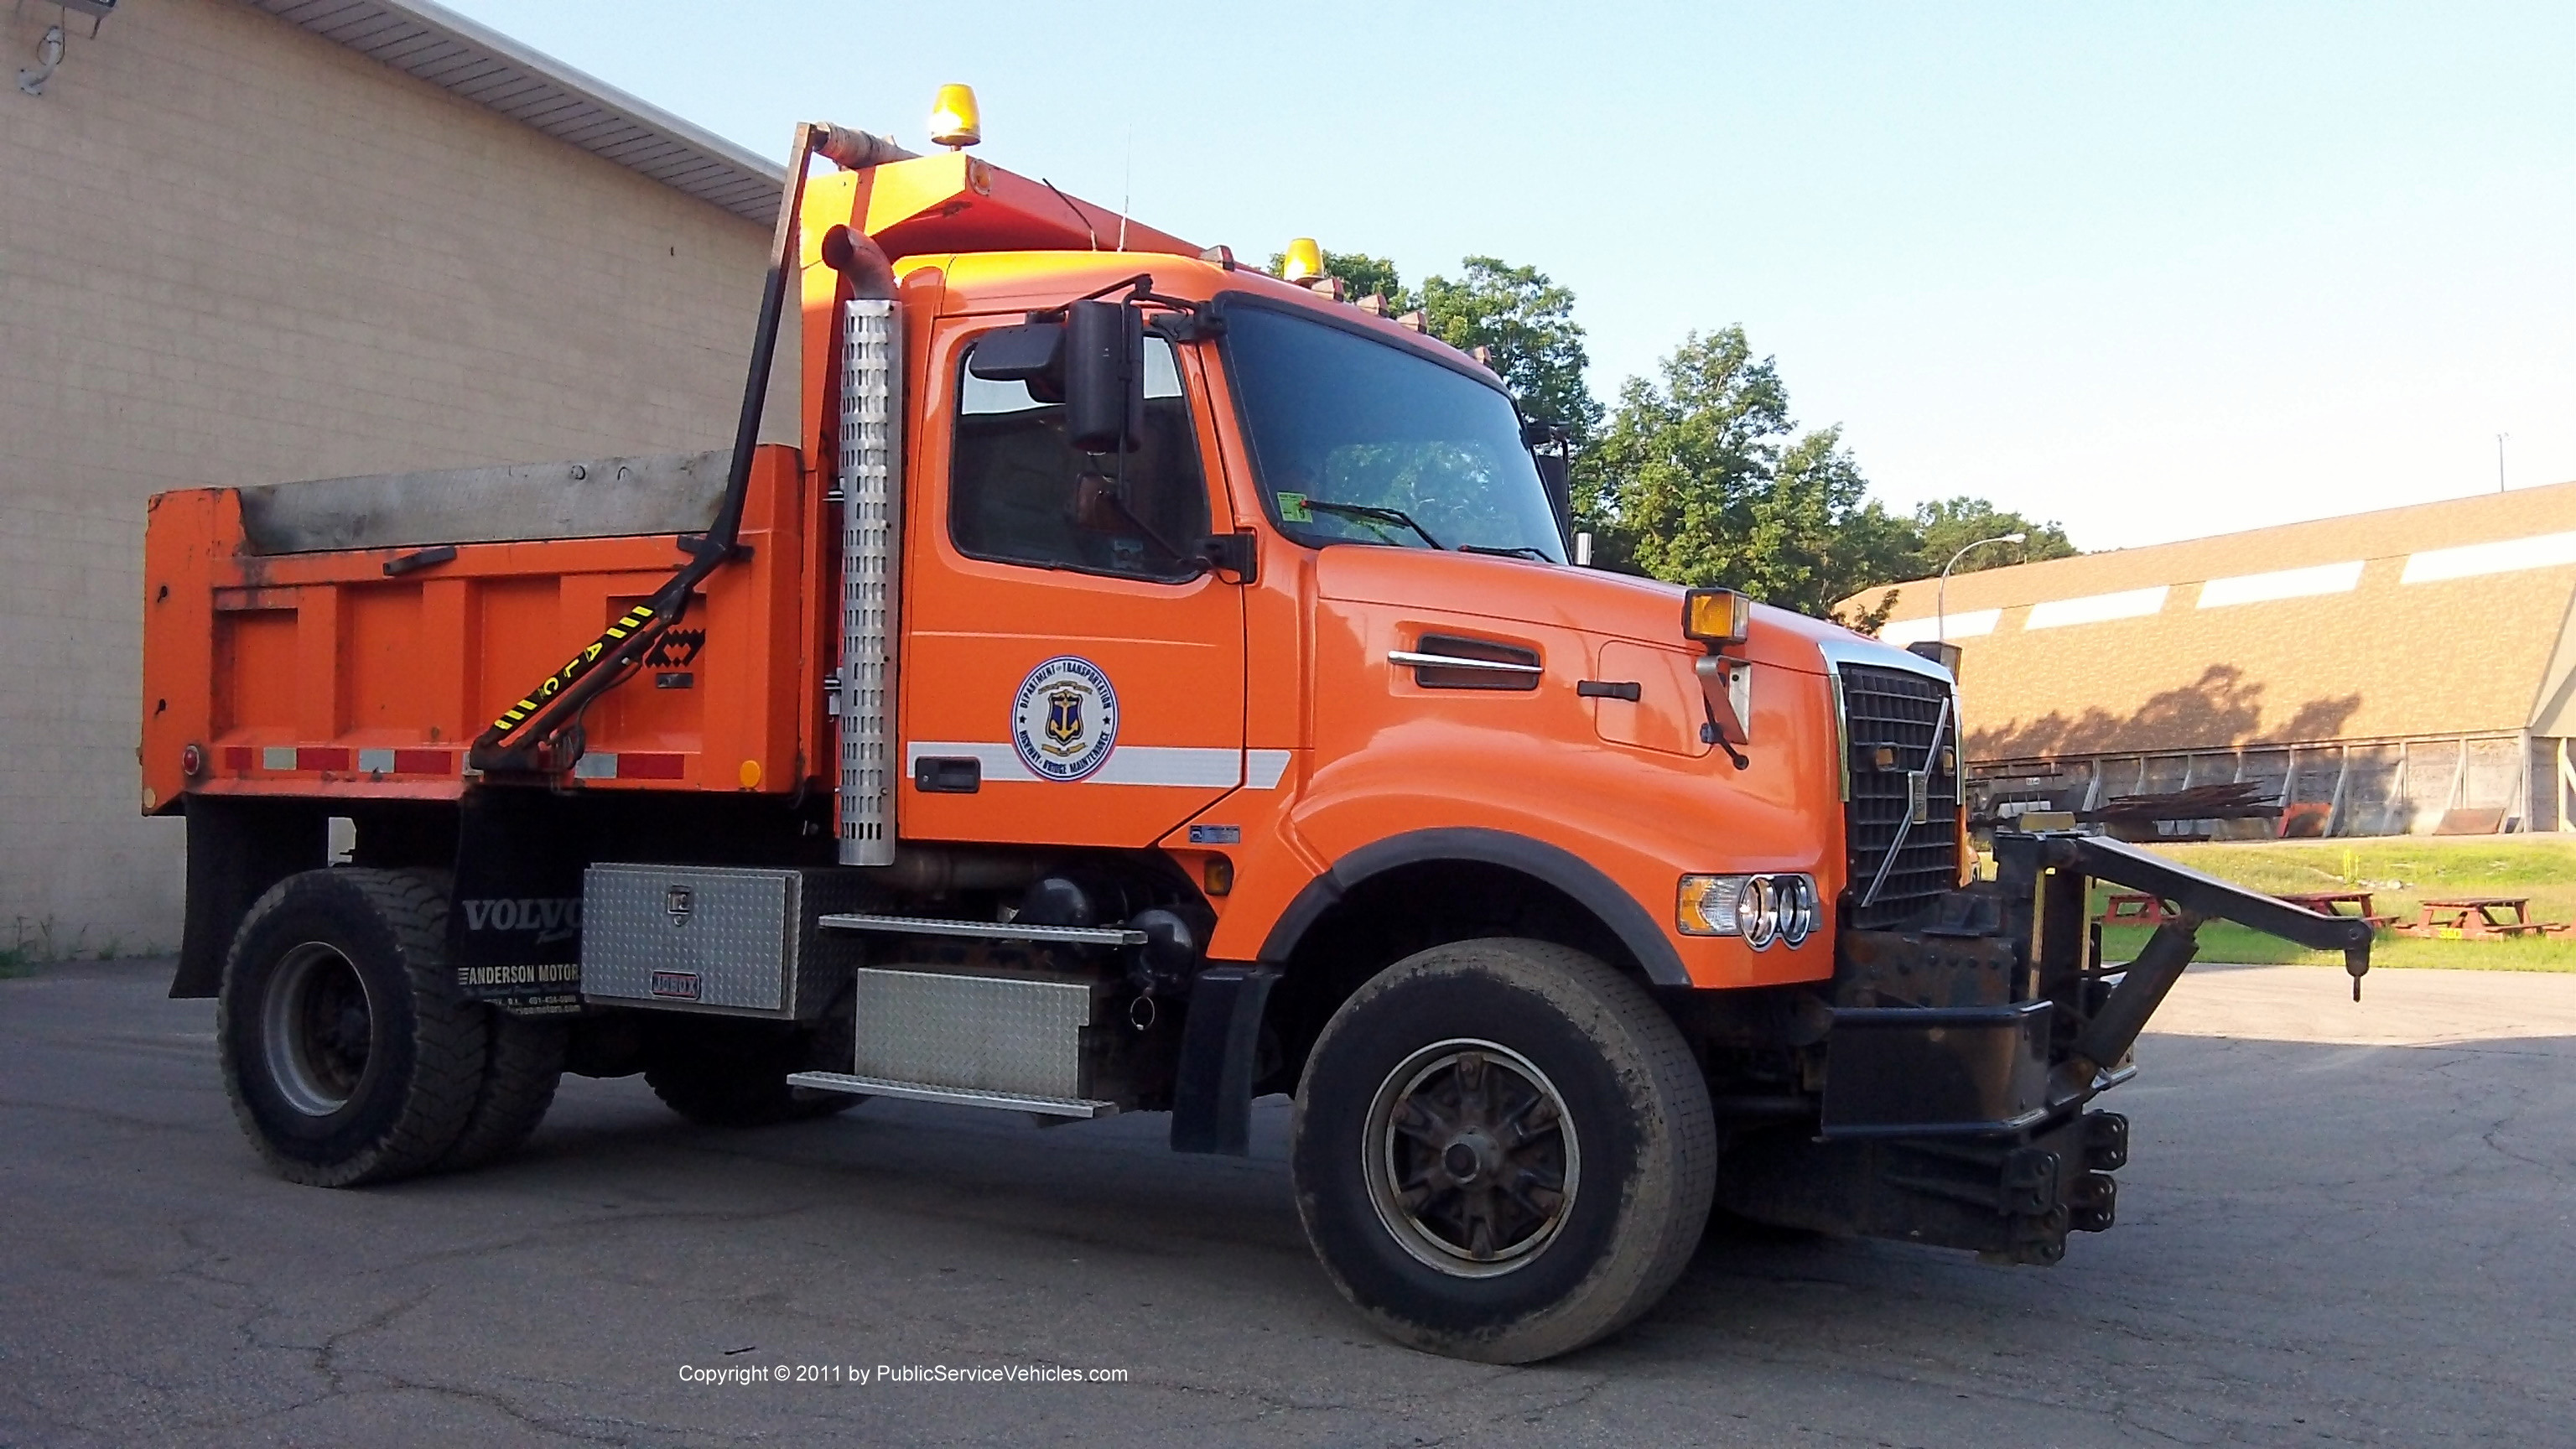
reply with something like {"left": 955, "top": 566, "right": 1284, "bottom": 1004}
{"left": 1256, "top": 825, "right": 1694, "bottom": 984}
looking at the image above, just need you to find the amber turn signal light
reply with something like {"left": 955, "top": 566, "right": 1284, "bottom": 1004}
{"left": 1681, "top": 588, "right": 1749, "bottom": 647}
{"left": 1202, "top": 856, "right": 1234, "bottom": 896}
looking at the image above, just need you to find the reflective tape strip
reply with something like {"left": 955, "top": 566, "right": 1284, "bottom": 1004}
{"left": 1247, "top": 750, "right": 1292, "bottom": 789}
{"left": 262, "top": 747, "right": 296, "bottom": 771}
{"left": 224, "top": 747, "right": 256, "bottom": 771}
{"left": 297, "top": 747, "right": 352, "bottom": 771}
{"left": 906, "top": 742, "right": 1244, "bottom": 788}
{"left": 356, "top": 748, "right": 397, "bottom": 774}
{"left": 573, "top": 753, "right": 617, "bottom": 780}
{"left": 391, "top": 749, "right": 453, "bottom": 775}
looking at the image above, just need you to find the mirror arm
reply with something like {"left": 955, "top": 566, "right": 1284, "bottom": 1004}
{"left": 1193, "top": 528, "right": 1259, "bottom": 584}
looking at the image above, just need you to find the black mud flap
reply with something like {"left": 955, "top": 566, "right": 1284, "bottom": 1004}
{"left": 1169, "top": 964, "right": 1280, "bottom": 1156}
{"left": 447, "top": 787, "right": 588, "bottom": 1014}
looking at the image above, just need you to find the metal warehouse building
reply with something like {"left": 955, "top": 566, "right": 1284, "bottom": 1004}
{"left": 3, "top": 0, "right": 782, "bottom": 953}
{"left": 1865, "top": 480, "right": 2576, "bottom": 839}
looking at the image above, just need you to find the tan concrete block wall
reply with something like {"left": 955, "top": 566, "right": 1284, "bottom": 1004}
{"left": 1, "top": 0, "right": 768, "bottom": 953}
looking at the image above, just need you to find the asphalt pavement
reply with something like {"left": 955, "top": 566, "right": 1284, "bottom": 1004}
{"left": 3, "top": 958, "right": 2570, "bottom": 1447}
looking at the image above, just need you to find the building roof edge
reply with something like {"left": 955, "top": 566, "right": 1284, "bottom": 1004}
{"left": 247, "top": 0, "right": 785, "bottom": 222}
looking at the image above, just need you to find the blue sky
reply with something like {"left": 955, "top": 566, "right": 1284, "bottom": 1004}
{"left": 440, "top": 1, "right": 2572, "bottom": 550}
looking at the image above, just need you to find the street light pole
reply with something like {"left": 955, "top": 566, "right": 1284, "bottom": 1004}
{"left": 1938, "top": 532, "right": 2027, "bottom": 642}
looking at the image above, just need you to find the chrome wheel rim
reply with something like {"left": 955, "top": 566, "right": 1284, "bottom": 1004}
{"left": 1363, "top": 1038, "right": 1580, "bottom": 1278}
{"left": 262, "top": 942, "right": 374, "bottom": 1116}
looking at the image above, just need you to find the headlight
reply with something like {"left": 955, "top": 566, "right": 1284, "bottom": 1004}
{"left": 1776, "top": 874, "right": 1815, "bottom": 947}
{"left": 1676, "top": 872, "right": 1820, "bottom": 949}
{"left": 1735, "top": 875, "right": 1777, "bottom": 948}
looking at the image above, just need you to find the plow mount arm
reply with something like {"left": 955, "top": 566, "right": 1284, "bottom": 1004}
{"left": 1995, "top": 829, "right": 2375, "bottom": 1096}
{"left": 2039, "top": 831, "right": 2374, "bottom": 982}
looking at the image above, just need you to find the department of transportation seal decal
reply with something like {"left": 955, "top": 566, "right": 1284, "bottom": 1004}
{"left": 1011, "top": 656, "right": 1119, "bottom": 782}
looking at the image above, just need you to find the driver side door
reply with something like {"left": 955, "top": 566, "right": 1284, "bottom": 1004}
{"left": 899, "top": 319, "right": 1247, "bottom": 847}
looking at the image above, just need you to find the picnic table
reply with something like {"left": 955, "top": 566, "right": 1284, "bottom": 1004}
{"left": 2396, "top": 897, "right": 2568, "bottom": 941}
{"left": 2275, "top": 891, "right": 2397, "bottom": 928}
{"left": 2096, "top": 891, "right": 2179, "bottom": 927}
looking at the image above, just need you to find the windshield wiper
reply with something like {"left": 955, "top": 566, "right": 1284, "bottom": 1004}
{"left": 1301, "top": 500, "right": 1445, "bottom": 550}
{"left": 1457, "top": 543, "right": 1552, "bottom": 561}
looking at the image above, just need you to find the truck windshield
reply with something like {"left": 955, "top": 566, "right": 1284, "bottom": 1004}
{"left": 1223, "top": 304, "right": 1565, "bottom": 563}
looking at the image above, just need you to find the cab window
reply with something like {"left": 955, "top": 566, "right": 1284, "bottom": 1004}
{"left": 950, "top": 334, "right": 1210, "bottom": 582}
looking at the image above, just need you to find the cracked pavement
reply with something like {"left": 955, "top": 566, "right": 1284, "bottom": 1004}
{"left": 3, "top": 958, "right": 2571, "bottom": 1446}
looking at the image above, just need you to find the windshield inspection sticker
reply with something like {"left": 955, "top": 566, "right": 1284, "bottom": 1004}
{"left": 1275, "top": 491, "right": 1312, "bottom": 522}
{"left": 1011, "top": 656, "right": 1119, "bottom": 782}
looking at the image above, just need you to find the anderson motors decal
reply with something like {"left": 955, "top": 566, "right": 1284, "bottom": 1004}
{"left": 1010, "top": 656, "right": 1119, "bottom": 782}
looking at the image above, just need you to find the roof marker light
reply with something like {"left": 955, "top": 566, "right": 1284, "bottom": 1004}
{"left": 928, "top": 84, "right": 982, "bottom": 149}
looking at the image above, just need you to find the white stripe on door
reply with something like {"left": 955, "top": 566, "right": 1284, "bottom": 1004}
{"left": 906, "top": 742, "right": 1247, "bottom": 788}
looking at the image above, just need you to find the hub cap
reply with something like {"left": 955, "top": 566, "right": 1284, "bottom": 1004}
{"left": 1363, "top": 1038, "right": 1581, "bottom": 1278}
{"left": 262, "top": 942, "right": 375, "bottom": 1116}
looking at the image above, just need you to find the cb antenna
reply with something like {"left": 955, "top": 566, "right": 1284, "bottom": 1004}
{"left": 1118, "top": 125, "right": 1132, "bottom": 253}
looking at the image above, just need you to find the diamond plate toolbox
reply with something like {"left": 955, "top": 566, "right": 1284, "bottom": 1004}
{"left": 852, "top": 969, "right": 1098, "bottom": 1098}
{"left": 579, "top": 865, "right": 870, "bottom": 1018}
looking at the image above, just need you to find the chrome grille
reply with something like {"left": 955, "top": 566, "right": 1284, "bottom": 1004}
{"left": 1838, "top": 662, "right": 1963, "bottom": 930}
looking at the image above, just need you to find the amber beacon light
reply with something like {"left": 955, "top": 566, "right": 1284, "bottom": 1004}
{"left": 1280, "top": 236, "right": 1324, "bottom": 283}
{"left": 928, "top": 84, "right": 982, "bottom": 148}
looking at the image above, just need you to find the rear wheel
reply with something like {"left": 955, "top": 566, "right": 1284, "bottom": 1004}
{"left": 644, "top": 1021, "right": 856, "bottom": 1128}
{"left": 1291, "top": 938, "right": 1715, "bottom": 1363}
{"left": 437, "top": 1010, "right": 567, "bottom": 1171}
{"left": 218, "top": 869, "right": 488, "bottom": 1187}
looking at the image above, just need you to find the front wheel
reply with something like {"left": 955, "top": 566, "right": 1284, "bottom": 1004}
{"left": 1291, "top": 939, "right": 1716, "bottom": 1363}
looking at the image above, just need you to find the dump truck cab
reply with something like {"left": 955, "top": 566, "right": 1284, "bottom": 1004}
{"left": 139, "top": 107, "right": 2376, "bottom": 1364}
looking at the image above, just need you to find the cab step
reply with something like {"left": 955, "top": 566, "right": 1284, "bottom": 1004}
{"left": 785, "top": 1071, "right": 1117, "bottom": 1119}
{"left": 817, "top": 911, "right": 1146, "bottom": 947}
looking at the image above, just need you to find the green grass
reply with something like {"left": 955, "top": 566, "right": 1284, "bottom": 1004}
{"left": 2090, "top": 837, "right": 2576, "bottom": 972}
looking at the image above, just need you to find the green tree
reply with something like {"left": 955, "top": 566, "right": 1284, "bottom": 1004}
{"left": 1582, "top": 326, "right": 1917, "bottom": 625}
{"left": 1908, "top": 496, "right": 2077, "bottom": 578}
{"left": 1420, "top": 257, "right": 1605, "bottom": 445}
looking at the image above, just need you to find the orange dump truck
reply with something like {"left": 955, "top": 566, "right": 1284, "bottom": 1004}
{"left": 139, "top": 104, "right": 2371, "bottom": 1362}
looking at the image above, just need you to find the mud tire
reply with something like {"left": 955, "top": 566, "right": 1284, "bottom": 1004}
{"left": 217, "top": 869, "right": 488, "bottom": 1187}
{"left": 436, "top": 1010, "right": 566, "bottom": 1171}
{"left": 643, "top": 1022, "right": 856, "bottom": 1128}
{"left": 1291, "top": 938, "right": 1715, "bottom": 1363}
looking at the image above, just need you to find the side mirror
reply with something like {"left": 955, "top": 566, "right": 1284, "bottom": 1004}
{"left": 1534, "top": 449, "right": 1573, "bottom": 551}
{"left": 967, "top": 321, "right": 1066, "bottom": 404}
{"left": 1065, "top": 299, "right": 1144, "bottom": 454}
{"left": 1525, "top": 418, "right": 1575, "bottom": 553}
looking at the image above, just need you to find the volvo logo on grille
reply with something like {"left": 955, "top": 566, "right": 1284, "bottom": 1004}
{"left": 665, "top": 884, "right": 694, "bottom": 927}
